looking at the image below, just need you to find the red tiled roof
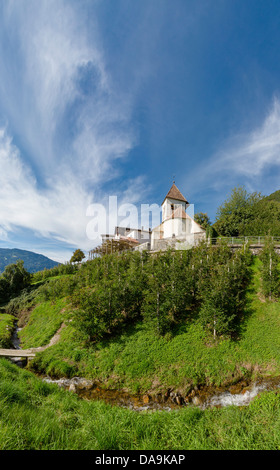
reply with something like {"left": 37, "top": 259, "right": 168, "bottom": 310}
{"left": 119, "top": 236, "right": 139, "bottom": 244}
{"left": 162, "top": 183, "right": 188, "bottom": 205}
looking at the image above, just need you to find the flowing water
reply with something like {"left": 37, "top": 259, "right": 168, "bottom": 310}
{"left": 10, "top": 322, "right": 25, "bottom": 366}
{"left": 200, "top": 381, "right": 274, "bottom": 409}
{"left": 42, "top": 375, "right": 280, "bottom": 412}
{"left": 11, "top": 323, "right": 21, "bottom": 350}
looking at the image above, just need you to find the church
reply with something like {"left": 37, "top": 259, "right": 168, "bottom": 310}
{"left": 148, "top": 182, "right": 206, "bottom": 251}
{"left": 90, "top": 182, "right": 206, "bottom": 257}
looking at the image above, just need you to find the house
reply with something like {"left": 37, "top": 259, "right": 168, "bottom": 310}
{"left": 100, "top": 226, "right": 151, "bottom": 246}
{"left": 114, "top": 226, "right": 151, "bottom": 243}
{"left": 149, "top": 183, "right": 206, "bottom": 251}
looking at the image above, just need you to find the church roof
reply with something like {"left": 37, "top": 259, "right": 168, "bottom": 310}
{"left": 162, "top": 183, "right": 188, "bottom": 205}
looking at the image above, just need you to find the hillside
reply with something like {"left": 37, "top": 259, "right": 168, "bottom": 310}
{"left": 1, "top": 243, "right": 280, "bottom": 449}
{"left": 5, "top": 244, "right": 267, "bottom": 390}
{"left": 0, "top": 248, "right": 59, "bottom": 273}
{"left": 265, "top": 189, "right": 280, "bottom": 202}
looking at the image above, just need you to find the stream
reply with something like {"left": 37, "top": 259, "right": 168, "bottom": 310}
{"left": 10, "top": 323, "right": 280, "bottom": 412}
{"left": 41, "top": 375, "right": 280, "bottom": 412}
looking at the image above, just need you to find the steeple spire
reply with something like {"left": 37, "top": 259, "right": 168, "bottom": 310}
{"left": 162, "top": 182, "right": 188, "bottom": 206}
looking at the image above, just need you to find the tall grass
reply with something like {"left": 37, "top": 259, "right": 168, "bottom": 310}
{"left": 18, "top": 298, "right": 68, "bottom": 349}
{"left": 0, "top": 313, "right": 15, "bottom": 347}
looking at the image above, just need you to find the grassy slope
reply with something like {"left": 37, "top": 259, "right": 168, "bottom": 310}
{"left": 0, "top": 314, "right": 15, "bottom": 348}
{"left": 2, "top": 256, "right": 280, "bottom": 449}
{"left": 18, "top": 298, "right": 68, "bottom": 349}
{"left": 18, "top": 256, "right": 280, "bottom": 395}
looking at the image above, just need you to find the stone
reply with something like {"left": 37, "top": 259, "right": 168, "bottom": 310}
{"left": 192, "top": 396, "right": 202, "bottom": 406}
{"left": 163, "top": 389, "right": 171, "bottom": 402}
{"left": 175, "top": 395, "right": 183, "bottom": 406}
{"left": 77, "top": 379, "right": 94, "bottom": 391}
{"left": 155, "top": 393, "right": 163, "bottom": 403}
{"left": 143, "top": 394, "right": 151, "bottom": 404}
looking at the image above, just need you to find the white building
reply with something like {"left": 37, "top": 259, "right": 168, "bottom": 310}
{"left": 97, "top": 183, "right": 205, "bottom": 255}
{"left": 150, "top": 183, "right": 206, "bottom": 251}
{"left": 101, "top": 226, "right": 151, "bottom": 245}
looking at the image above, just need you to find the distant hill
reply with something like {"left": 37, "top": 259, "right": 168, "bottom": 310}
{"left": 0, "top": 248, "right": 59, "bottom": 274}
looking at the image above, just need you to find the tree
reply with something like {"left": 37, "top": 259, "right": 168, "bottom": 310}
{"left": 194, "top": 212, "right": 211, "bottom": 230}
{"left": 197, "top": 243, "right": 252, "bottom": 338}
{"left": 1, "top": 260, "right": 31, "bottom": 300}
{"left": 141, "top": 253, "right": 176, "bottom": 336}
{"left": 214, "top": 186, "right": 263, "bottom": 236}
{"left": 260, "top": 236, "right": 280, "bottom": 300}
{"left": 70, "top": 249, "right": 85, "bottom": 264}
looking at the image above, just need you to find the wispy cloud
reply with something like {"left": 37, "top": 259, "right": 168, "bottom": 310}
{"left": 0, "top": 0, "right": 135, "bottom": 179}
{"left": 0, "top": 0, "right": 146, "bottom": 260}
{"left": 186, "top": 97, "right": 280, "bottom": 197}
{"left": 0, "top": 127, "right": 91, "bottom": 257}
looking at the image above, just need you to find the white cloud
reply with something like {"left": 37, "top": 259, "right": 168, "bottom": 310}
{"left": 0, "top": 128, "right": 90, "bottom": 248}
{"left": 0, "top": 126, "right": 147, "bottom": 261}
{"left": 0, "top": 1, "right": 147, "bottom": 260}
{"left": 187, "top": 97, "right": 280, "bottom": 196}
{"left": 216, "top": 97, "right": 280, "bottom": 177}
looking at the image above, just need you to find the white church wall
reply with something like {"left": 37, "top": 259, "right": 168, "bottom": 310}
{"left": 190, "top": 219, "right": 205, "bottom": 233}
{"left": 162, "top": 197, "right": 186, "bottom": 222}
{"left": 163, "top": 217, "right": 190, "bottom": 238}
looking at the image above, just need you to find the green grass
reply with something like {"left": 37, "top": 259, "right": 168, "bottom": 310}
{"left": 18, "top": 299, "right": 68, "bottom": 349}
{"left": 0, "top": 313, "right": 15, "bottom": 348}
{"left": 1, "top": 357, "right": 280, "bottom": 450}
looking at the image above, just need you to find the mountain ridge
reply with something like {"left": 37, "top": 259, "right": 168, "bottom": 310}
{"left": 0, "top": 248, "right": 59, "bottom": 273}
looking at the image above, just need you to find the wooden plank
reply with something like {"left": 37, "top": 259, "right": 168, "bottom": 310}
{"left": 0, "top": 349, "right": 36, "bottom": 358}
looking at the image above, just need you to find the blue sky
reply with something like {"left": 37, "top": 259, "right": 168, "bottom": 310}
{"left": 1, "top": 0, "right": 280, "bottom": 262}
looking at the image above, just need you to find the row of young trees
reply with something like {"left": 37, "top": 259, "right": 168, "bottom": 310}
{"left": 65, "top": 241, "right": 253, "bottom": 341}
{"left": 259, "top": 237, "right": 280, "bottom": 300}
{"left": 3, "top": 238, "right": 279, "bottom": 341}
{"left": 31, "top": 261, "right": 78, "bottom": 283}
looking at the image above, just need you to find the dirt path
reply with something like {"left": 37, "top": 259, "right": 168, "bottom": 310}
{"left": 29, "top": 323, "right": 66, "bottom": 353}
